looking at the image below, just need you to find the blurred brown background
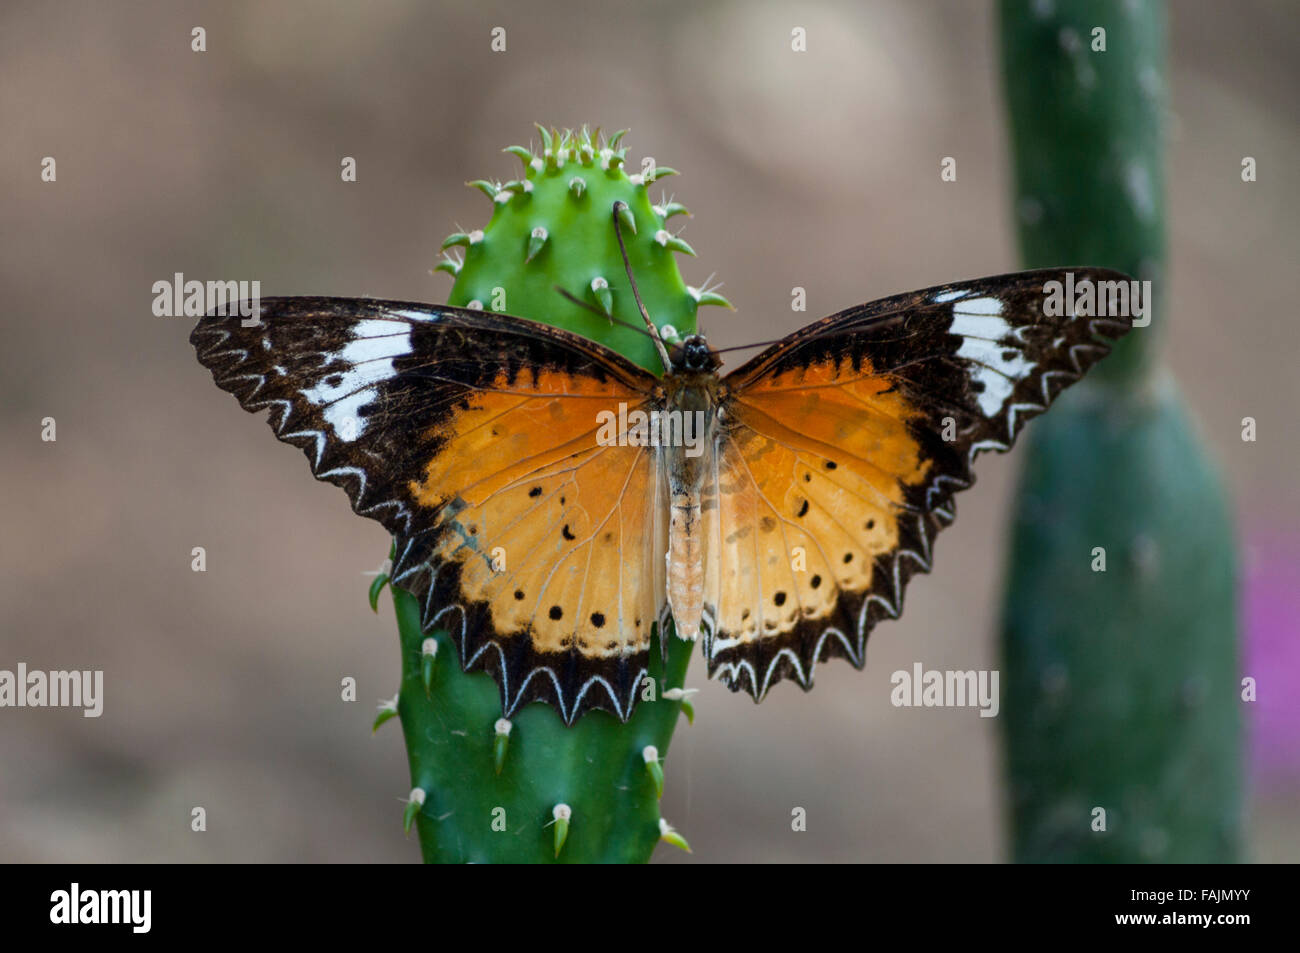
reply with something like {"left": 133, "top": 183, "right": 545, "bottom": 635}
{"left": 1, "top": 0, "right": 1296, "bottom": 862}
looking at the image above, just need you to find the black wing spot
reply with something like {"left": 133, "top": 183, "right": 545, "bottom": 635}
{"left": 549, "top": 605, "right": 564, "bottom": 620}
{"left": 824, "top": 460, "right": 837, "bottom": 470}
{"left": 774, "top": 591, "right": 787, "bottom": 606}
{"left": 514, "top": 590, "right": 525, "bottom": 600}
{"left": 796, "top": 499, "right": 809, "bottom": 518}
{"left": 562, "top": 524, "right": 576, "bottom": 541}
{"left": 803, "top": 472, "right": 812, "bottom": 483}
{"left": 529, "top": 486, "right": 542, "bottom": 498}
{"left": 865, "top": 519, "right": 875, "bottom": 530}
{"left": 810, "top": 574, "right": 822, "bottom": 589}
{"left": 843, "top": 552, "right": 854, "bottom": 564}
{"left": 590, "top": 612, "right": 606, "bottom": 628}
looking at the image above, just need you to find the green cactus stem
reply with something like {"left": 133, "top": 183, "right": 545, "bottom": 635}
{"left": 380, "top": 127, "right": 725, "bottom": 863}
{"left": 998, "top": 1, "right": 1242, "bottom": 862}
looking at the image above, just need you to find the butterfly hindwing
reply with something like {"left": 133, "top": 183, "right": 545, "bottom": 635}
{"left": 191, "top": 298, "right": 666, "bottom": 722}
{"left": 707, "top": 268, "right": 1135, "bottom": 698}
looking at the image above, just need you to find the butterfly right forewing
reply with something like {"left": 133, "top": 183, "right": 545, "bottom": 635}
{"left": 704, "top": 268, "right": 1135, "bottom": 699}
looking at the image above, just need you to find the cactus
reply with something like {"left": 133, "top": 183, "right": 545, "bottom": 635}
{"left": 998, "top": 1, "right": 1242, "bottom": 861}
{"left": 374, "top": 127, "right": 727, "bottom": 862}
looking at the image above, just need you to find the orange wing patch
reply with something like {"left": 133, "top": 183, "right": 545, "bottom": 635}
{"left": 399, "top": 366, "right": 667, "bottom": 716}
{"left": 707, "top": 268, "right": 1136, "bottom": 700}
{"left": 703, "top": 354, "right": 935, "bottom": 695}
{"left": 410, "top": 366, "right": 638, "bottom": 509}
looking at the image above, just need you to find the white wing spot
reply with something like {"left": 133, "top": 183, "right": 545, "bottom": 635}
{"left": 302, "top": 321, "right": 412, "bottom": 441}
{"left": 955, "top": 336, "right": 1036, "bottom": 416}
{"left": 932, "top": 289, "right": 967, "bottom": 303}
{"left": 394, "top": 309, "right": 439, "bottom": 323}
{"left": 953, "top": 296, "right": 1004, "bottom": 317}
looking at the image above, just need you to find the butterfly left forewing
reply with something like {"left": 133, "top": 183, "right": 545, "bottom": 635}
{"left": 707, "top": 268, "right": 1135, "bottom": 698}
{"left": 192, "top": 297, "right": 667, "bottom": 722}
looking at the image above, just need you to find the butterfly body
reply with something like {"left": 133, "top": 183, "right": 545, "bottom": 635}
{"left": 193, "top": 268, "right": 1133, "bottom": 723}
{"left": 656, "top": 345, "right": 725, "bottom": 642}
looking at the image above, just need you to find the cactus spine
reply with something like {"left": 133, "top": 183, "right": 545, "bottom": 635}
{"left": 375, "top": 127, "right": 729, "bottom": 863}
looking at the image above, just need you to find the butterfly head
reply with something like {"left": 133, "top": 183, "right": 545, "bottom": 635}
{"left": 669, "top": 334, "right": 722, "bottom": 374}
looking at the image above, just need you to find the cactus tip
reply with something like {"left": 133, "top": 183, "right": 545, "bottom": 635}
{"left": 493, "top": 717, "right": 512, "bottom": 775}
{"left": 614, "top": 201, "right": 637, "bottom": 236}
{"left": 590, "top": 276, "right": 613, "bottom": 315}
{"left": 433, "top": 253, "right": 462, "bottom": 277}
{"left": 535, "top": 123, "right": 554, "bottom": 153}
{"left": 689, "top": 287, "right": 736, "bottom": 310}
{"left": 663, "top": 686, "right": 699, "bottom": 723}
{"left": 552, "top": 803, "right": 572, "bottom": 858}
{"left": 658, "top": 817, "right": 691, "bottom": 853}
{"left": 655, "top": 230, "right": 696, "bottom": 256}
{"left": 373, "top": 694, "right": 399, "bottom": 733}
{"left": 525, "top": 226, "right": 549, "bottom": 263}
{"left": 421, "top": 637, "right": 438, "bottom": 696}
{"left": 655, "top": 199, "right": 691, "bottom": 220}
{"left": 402, "top": 787, "right": 427, "bottom": 834}
{"left": 367, "top": 571, "right": 389, "bottom": 612}
{"left": 642, "top": 744, "right": 665, "bottom": 799}
{"left": 504, "top": 145, "right": 534, "bottom": 170}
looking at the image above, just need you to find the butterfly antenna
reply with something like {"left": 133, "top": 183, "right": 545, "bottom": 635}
{"left": 552, "top": 285, "right": 661, "bottom": 342}
{"left": 612, "top": 201, "right": 673, "bottom": 372}
{"left": 709, "top": 313, "right": 912, "bottom": 356}
{"left": 709, "top": 339, "right": 791, "bottom": 354}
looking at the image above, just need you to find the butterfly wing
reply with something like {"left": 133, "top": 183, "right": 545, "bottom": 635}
{"left": 706, "top": 269, "right": 1135, "bottom": 698}
{"left": 191, "top": 298, "right": 667, "bottom": 723}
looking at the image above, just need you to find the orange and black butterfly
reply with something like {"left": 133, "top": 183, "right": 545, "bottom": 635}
{"left": 192, "top": 254, "right": 1133, "bottom": 724}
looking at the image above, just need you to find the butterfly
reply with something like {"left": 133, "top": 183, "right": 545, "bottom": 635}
{"left": 192, "top": 256, "right": 1133, "bottom": 724}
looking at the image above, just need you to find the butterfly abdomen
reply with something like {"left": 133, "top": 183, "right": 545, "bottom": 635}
{"left": 666, "top": 490, "right": 705, "bottom": 641}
